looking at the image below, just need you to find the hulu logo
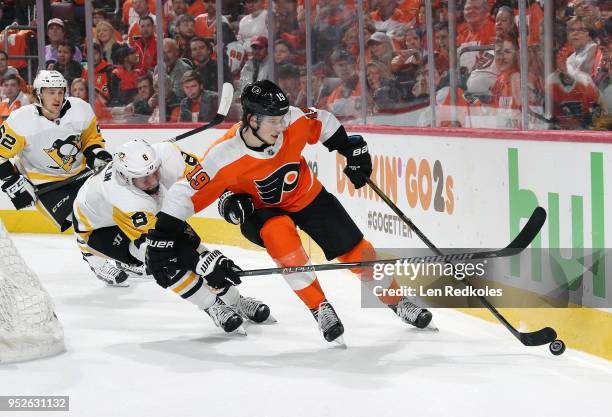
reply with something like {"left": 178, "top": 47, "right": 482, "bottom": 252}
{"left": 508, "top": 148, "right": 605, "bottom": 298}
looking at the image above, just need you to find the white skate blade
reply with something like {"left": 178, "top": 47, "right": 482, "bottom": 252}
{"left": 332, "top": 335, "right": 347, "bottom": 348}
{"left": 231, "top": 325, "right": 247, "bottom": 336}
{"left": 425, "top": 320, "right": 439, "bottom": 331}
{"left": 262, "top": 314, "right": 278, "bottom": 324}
{"left": 105, "top": 282, "right": 130, "bottom": 288}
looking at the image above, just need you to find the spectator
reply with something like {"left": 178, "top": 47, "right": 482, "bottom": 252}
{"left": 195, "top": 0, "right": 230, "bottom": 40}
{"left": 495, "top": 6, "right": 518, "bottom": 38}
{"left": 149, "top": 72, "right": 182, "bottom": 122}
{"left": 366, "top": 60, "right": 403, "bottom": 112}
{"left": 566, "top": 16, "right": 604, "bottom": 80}
{"left": 110, "top": 45, "right": 144, "bottom": 106}
{"left": 69, "top": 78, "right": 112, "bottom": 123}
{"left": 177, "top": 70, "right": 219, "bottom": 122}
{"left": 0, "top": 51, "right": 18, "bottom": 79}
{"left": 367, "top": 31, "right": 397, "bottom": 67}
{"left": 238, "top": 0, "right": 268, "bottom": 52}
{"left": 276, "top": 63, "right": 302, "bottom": 106}
{"left": 122, "top": 74, "right": 156, "bottom": 121}
{"left": 597, "top": 51, "right": 612, "bottom": 112}
{"left": 433, "top": 22, "right": 450, "bottom": 70}
{"left": 490, "top": 35, "right": 522, "bottom": 129}
{"left": 309, "top": 62, "right": 334, "bottom": 109}
{"left": 190, "top": 37, "right": 232, "bottom": 92}
{"left": 326, "top": 48, "right": 362, "bottom": 120}
{"left": 340, "top": 25, "right": 361, "bottom": 59}
{"left": 155, "top": 38, "right": 191, "bottom": 100}
{"left": 575, "top": 0, "right": 604, "bottom": 35}
{"left": 70, "top": 78, "right": 88, "bottom": 101}
{"left": 167, "top": 0, "right": 206, "bottom": 37}
{"left": 414, "top": 64, "right": 475, "bottom": 127}
{"left": 390, "top": 27, "right": 422, "bottom": 81}
{"left": 239, "top": 36, "right": 272, "bottom": 90}
{"left": 49, "top": 42, "right": 83, "bottom": 88}
{"left": 273, "top": 0, "right": 299, "bottom": 40}
{"left": 274, "top": 39, "right": 296, "bottom": 66}
{"left": 95, "top": 21, "right": 121, "bottom": 65}
{"left": 82, "top": 43, "right": 113, "bottom": 101}
{"left": 123, "top": 0, "right": 157, "bottom": 29}
{"left": 44, "top": 18, "right": 83, "bottom": 64}
{"left": 175, "top": 14, "right": 196, "bottom": 60}
{"left": 458, "top": 0, "right": 497, "bottom": 96}
{"left": 127, "top": 0, "right": 162, "bottom": 46}
{"left": 369, "top": 0, "right": 413, "bottom": 34}
{"left": 0, "top": 74, "right": 28, "bottom": 121}
{"left": 133, "top": 16, "right": 158, "bottom": 73}
{"left": 92, "top": 8, "right": 123, "bottom": 43}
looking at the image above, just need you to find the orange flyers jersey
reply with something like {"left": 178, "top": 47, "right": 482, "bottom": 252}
{"left": 161, "top": 106, "right": 342, "bottom": 221}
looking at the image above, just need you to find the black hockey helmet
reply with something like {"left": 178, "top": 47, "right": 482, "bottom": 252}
{"left": 240, "top": 80, "right": 290, "bottom": 118}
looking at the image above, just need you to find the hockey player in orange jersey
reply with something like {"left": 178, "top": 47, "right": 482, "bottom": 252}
{"left": 145, "top": 80, "right": 432, "bottom": 344}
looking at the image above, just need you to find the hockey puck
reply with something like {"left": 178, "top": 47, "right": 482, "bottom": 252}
{"left": 549, "top": 339, "right": 566, "bottom": 356}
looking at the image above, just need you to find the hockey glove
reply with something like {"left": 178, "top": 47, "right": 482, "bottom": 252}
{"left": 1, "top": 174, "right": 36, "bottom": 209}
{"left": 195, "top": 250, "right": 242, "bottom": 290}
{"left": 84, "top": 147, "right": 113, "bottom": 170}
{"left": 218, "top": 191, "right": 255, "bottom": 225}
{"left": 145, "top": 212, "right": 185, "bottom": 287}
{"left": 339, "top": 135, "right": 372, "bottom": 189}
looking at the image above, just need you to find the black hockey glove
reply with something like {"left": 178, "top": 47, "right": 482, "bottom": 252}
{"left": 218, "top": 191, "right": 255, "bottom": 225}
{"left": 1, "top": 174, "right": 36, "bottom": 209}
{"left": 84, "top": 147, "right": 113, "bottom": 170}
{"left": 194, "top": 250, "right": 242, "bottom": 290}
{"left": 339, "top": 135, "right": 372, "bottom": 189}
{"left": 145, "top": 212, "right": 186, "bottom": 287}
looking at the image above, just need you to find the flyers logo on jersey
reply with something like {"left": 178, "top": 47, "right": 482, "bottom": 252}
{"left": 255, "top": 162, "right": 300, "bottom": 204}
{"left": 43, "top": 134, "right": 82, "bottom": 172}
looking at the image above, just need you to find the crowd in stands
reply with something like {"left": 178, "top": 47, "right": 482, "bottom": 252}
{"left": 0, "top": 0, "right": 609, "bottom": 130}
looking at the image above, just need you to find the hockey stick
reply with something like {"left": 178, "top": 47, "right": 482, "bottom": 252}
{"left": 366, "top": 178, "right": 556, "bottom": 347}
{"left": 34, "top": 82, "right": 235, "bottom": 198}
{"left": 238, "top": 224, "right": 540, "bottom": 276}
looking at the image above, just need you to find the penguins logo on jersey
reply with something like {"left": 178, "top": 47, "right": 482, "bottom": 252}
{"left": 255, "top": 162, "right": 300, "bottom": 205}
{"left": 43, "top": 134, "right": 82, "bottom": 172}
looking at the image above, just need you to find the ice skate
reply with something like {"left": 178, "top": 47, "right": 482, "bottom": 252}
{"left": 236, "top": 296, "right": 277, "bottom": 324}
{"left": 93, "top": 260, "right": 129, "bottom": 287}
{"left": 389, "top": 298, "right": 435, "bottom": 330}
{"left": 311, "top": 301, "right": 345, "bottom": 345}
{"left": 204, "top": 298, "right": 246, "bottom": 335}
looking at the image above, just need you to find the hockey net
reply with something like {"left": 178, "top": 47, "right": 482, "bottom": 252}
{"left": 0, "top": 219, "right": 64, "bottom": 364}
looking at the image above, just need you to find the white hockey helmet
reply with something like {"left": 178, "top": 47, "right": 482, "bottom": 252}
{"left": 33, "top": 70, "right": 67, "bottom": 95}
{"left": 113, "top": 139, "right": 161, "bottom": 186}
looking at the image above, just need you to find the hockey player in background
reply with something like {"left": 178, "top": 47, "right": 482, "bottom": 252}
{"left": 72, "top": 139, "right": 272, "bottom": 334}
{"left": 145, "top": 80, "right": 432, "bottom": 344}
{"left": 0, "top": 70, "right": 113, "bottom": 232}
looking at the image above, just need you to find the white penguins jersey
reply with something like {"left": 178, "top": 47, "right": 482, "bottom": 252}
{"left": 73, "top": 142, "right": 200, "bottom": 245}
{"left": 0, "top": 97, "right": 105, "bottom": 185}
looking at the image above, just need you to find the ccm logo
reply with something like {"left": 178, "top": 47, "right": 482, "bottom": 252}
{"left": 352, "top": 145, "right": 368, "bottom": 157}
{"left": 146, "top": 239, "right": 174, "bottom": 248}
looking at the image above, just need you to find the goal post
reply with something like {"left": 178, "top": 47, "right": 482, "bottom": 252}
{"left": 0, "top": 219, "right": 65, "bottom": 364}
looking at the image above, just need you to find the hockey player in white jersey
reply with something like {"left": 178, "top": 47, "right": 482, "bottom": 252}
{"left": 73, "top": 139, "right": 273, "bottom": 334}
{"left": 0, "top": 70, "right": 113, "bottom": 231}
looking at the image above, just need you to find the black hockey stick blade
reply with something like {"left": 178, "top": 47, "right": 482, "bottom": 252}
{"left": 506, "top": 206, "right": 546, "bottom": 250}
{"left": 169, "top": 82, "right": 234, "bottom": 143}
{"left": 518, "top": 327, "right": 557, "bottom": 346}
{"left": 34, "top": 168, "right": 96, "bottom": 198}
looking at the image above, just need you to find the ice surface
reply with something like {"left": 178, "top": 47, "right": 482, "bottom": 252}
{"left": 1, "top": 234, "right": 610, "bottom": 417}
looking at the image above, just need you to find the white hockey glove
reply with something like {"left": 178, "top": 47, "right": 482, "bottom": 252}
{"left": 1, "top": 174, "right": 36, "bottom": 209}
{"left": 195, "top": 250, "right": 242, "bottom": 290}
{"left": 218, "top": 191, "right": 255, "bottom": 225}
